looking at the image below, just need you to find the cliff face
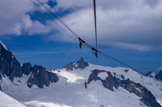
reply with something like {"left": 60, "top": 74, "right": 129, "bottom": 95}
{"left": 27, "top": 65, "right": 58, "bottom": 88}
{"left": 22, "top": 63, "right": 32, "bottom": 75}
{"left": 0, "top": 41, "right": 58, "bottom": 89}
{"left": 0, "top": 41, "right": 22, "bottom": 81}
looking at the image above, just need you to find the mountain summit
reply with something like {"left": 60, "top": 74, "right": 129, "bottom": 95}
{"left": 64, "top": 57, "right": 89, "bottom": 70}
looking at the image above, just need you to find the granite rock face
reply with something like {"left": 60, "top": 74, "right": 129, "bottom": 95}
{"left": 48, "top": 72, "right": 59, "bottom": 83}
{"left": 0, "top": 41, "right": 21, "bottom": 81}
{"left": 88, "top": 69, "right": 161, "bottom": 107}
{"left": 27, "top": 65, "right": 58, "bottom": 88}
{"left": 0, "top": 41, "right": 59, "bottom": 89}
{"left": 64, "top": 58, "right": 89, "bottom": 70}
{"left": 22, "top": 63, "right": 32, "bottom": 75}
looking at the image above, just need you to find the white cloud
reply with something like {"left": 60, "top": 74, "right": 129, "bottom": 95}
{"left": 113, "top": 42, "right": 151, "bottom": 52}
{"left": 13, "top": 24, "right": 22, "bottom": 36}
{"left": 29, "top": 21, "right": 51, "bottom": 34}
{"left": 0, "top": 0, "right": 51, "bottom": 36}
{"left": 49, "top": 0, "right": 162, "bottom": 52}
{"left": 0, "top": 0, "right": 34, "bottom": 36}
{"left": 56, "top": 0, "right": 159, "bottom": 10}
{"left": 23, "top": 15, "right": 51, "bottom": 35}
{"left": 45, "top": 20, "right": 78, "bottom": 42}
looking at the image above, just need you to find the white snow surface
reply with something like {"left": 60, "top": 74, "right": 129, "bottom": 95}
{"left": 0, "top": 40, "right": 9, "bottom": 51}
{"left": 1, "top": 63, "right": 162, "bottom": 107}
{"left": 0, "top": 91, "right": 26, "bottom": 107}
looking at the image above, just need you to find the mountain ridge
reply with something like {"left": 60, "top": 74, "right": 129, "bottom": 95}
{"left": 0, "top": 40, "right": 162, "bottom": 107}
{"left": 0, "top": 41, "right": 59, "bottom": 89}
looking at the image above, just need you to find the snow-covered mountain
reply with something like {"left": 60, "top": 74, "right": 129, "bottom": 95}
{"left": 0, "top": 90, "right": 26, "bottom": 107}
{"left": 0, "top": 40, "right": 59, "bottom": 90}
{"left": 0, "top": 40, "right": 162, "bottom": 107}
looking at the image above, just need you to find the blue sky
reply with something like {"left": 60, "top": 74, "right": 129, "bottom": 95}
{"left": 0, "top": 0, "right": 162, "bottom": 74}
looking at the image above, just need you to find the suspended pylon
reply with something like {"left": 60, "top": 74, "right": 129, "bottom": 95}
{"left": 92, "top": 47, "right": 98, "bottom": 58}
{"left": 78, "top": 37, "right": 85, "bottom": 49}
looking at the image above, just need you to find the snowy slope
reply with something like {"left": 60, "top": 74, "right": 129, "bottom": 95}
{"left": 1, "top": 62, "right": 161, "bottom": 107}
{"left": 0, "top": 90, "right": 26, "bottom": 107}
{"left": 87, "top": 64, "right": 162, "bottom": 101}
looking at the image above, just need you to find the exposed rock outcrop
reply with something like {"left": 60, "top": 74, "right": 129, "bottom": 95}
{"left": 0, "top": 41, "right": 59, "bottom": 89}
{"left": 145, "top": 71, "right": 158, "bottom": 79}
{"left": 88, "top": 69, "right": 161, "bottom": 107}
{"left": 0, "top": 41, "right": 21, "bottom": 81}
{"left": 22, "top": 63, "right": 32, "bottom": 75}
{"left": 27, "top": 65, "right": 58, "bottom": 88}
{"left": 48, "top": 72, "right": 59, "bottom": 83}
{"left": 145, "top": 70, "right": 162, "bottom": 82}
{"left": 64, "top": 57, "right": 89, "bottom": 70}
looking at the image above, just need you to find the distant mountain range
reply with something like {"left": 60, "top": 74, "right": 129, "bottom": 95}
{"left": 0, "top": 40, "right": 162, "bottom": 107}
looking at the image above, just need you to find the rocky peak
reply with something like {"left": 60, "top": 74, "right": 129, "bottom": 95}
{"left": 64, "top": 57, "right": 89, "bottom": 70}
{"left": 0, "top": 41, "right": 59, "bottom": 89}
{"left": 27, "top": 65, "right": 58, "bottom": 88}
{"left": 0, "top": 40, "right": 21, "bottom": 81}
